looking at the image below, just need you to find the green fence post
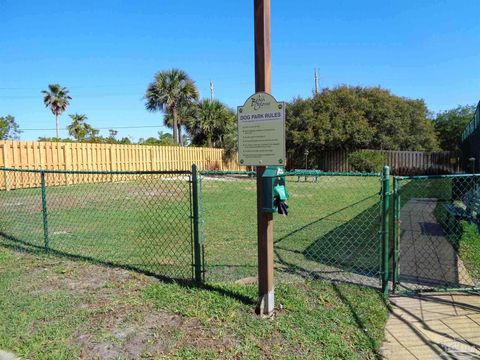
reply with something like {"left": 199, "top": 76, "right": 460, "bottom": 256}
{"left": 382, "top": 166, "right": 390, "bottom": 297}
{"left": 392, "top": 177, "right": 401, "bottom": 293}
{"left": 191, "top": 164, "right": 202, "bottom": 285}
{"left": 40, "top": 171, "right": 49, "bottom": 251}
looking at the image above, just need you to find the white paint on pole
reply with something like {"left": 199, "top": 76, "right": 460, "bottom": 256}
{"left": 257, "top": 287, "right": 275, "bottom": 317}
{"left": 237, "top": 92, "right": 285, "bottom": 166}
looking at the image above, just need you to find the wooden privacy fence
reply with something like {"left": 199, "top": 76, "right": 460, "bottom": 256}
{"left": 317, "top": 150, "right": 461, "bottom": 175}
{"left": 0, "top": 141, "right": 243, "bottom": 190}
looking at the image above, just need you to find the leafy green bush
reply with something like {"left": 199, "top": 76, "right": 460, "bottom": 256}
{"left": 348, "top": 150, "right": 387, "bottom": 173}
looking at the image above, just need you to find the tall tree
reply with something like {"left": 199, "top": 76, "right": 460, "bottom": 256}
{"left": 145, "top": 69, "right": 199, "bottom": 145}
{"left": 286, "top": 86, "right": 439, "bottom": 167}
{"left": 164, "top": 99, "right": 198, "bottom": 146}
{"left": 42, "top": 84, "right": 72, "bottom": 139}
{"left": 67, "top": 113, "right": 96, "bottom": 141}
{"left": 0, "top": 115, "right": 21, "bottom": 140}
{"left": 187, "top": 99, "right": 235, "bottom": 148}
{"left": 434, "top": 105, "right": 476, "bottom": 151}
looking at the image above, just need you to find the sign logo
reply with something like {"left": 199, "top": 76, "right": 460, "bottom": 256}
{"left": 251, "top": 94, "right": 271, "bottom": 110}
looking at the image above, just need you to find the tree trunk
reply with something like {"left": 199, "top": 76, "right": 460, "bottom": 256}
{"left": 178, "top": 124, "right": 183, "bottom": 146}
{"left": 172, "top": 107, "right": 178, "bottom": 145}
{"left": 207, "top": 135, "right": 213, "bottom": 148}
{"left": 55, "top": 114, "right": 59, "bottom": 139}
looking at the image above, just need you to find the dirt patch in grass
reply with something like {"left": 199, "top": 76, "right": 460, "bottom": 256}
{"left": 7, "top": 253, "right": 238, "bottom": 359}
{"left": 73, "top": 309, "right": 237, "bottom": 360}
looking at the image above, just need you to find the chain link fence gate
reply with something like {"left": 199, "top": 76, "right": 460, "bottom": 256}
{"left": 0, "top": 167, "right": 203, "bottom": 283}
{"left": 392, "top": 174, "right": 480, "bottom": 293}
{"left": 199, "top": 169, "right": 387, "bottom": 290}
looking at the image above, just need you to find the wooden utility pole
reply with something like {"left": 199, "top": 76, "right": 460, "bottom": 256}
{"left": 254, "top": 0, "right": 274, "bottom": 316}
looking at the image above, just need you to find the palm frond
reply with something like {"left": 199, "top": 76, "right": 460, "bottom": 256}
{"left": 41, "top": 83, "right": 71, "bottom": 116}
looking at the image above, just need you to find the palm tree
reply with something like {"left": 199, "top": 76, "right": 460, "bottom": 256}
{"left": 67, "top": 113, "right": 94, "bottom": 141}
{"left": 164, "top": 99, "right": 198, "bottom": 146}
{"left": 188, "top": 99, "right": 235, "bottom": 148}
{"left": 145, "top": 69, "right": 199, "bottom": 145}
{"left": 42, "top": 84, "right": 72, "bottom": 138}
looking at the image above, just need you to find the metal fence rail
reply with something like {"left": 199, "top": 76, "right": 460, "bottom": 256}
{"left": 199, "top": 169, "right": 385, "bottom": 289}
{"left": 0, "top": 167, "right": 202, "bottom": 282}
{"left": 393, "top": 173, "right": 480, "bottom": 292}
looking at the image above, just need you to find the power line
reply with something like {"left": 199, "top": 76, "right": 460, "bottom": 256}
{"left": 18, "top": 125, "right": 165, "bottom": 131}
{"left": 0, "top": 93, "right": 144, "bottom": 99}
{"left": 0, "top": 78, "right": 252, "bottom": 91}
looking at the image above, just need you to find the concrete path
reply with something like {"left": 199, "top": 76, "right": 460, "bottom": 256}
{"left": 381, "top": 198, "right": 480, "bottom": 359}
{"left": 381, "top": 293, "right": 480, "bottom": 359}
{"left": 398, "top": 198, "right": 473, "bottom": 291}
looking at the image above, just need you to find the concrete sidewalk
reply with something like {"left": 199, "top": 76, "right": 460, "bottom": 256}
{"left": 381, "top": 198, "right": 480, "bottom": 358}
{"left": 398, "top": 198, "right": 473, "bottom": 291}
{"left": 381, "top": 293, "right": 480, "bottom": 359}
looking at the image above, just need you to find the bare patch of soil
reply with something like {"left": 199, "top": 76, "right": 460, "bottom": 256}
{"left": 74, "top": 310, "right": 238, "bottom": 359}
{"left": 26, "top": 260, "right": 141, "bottom": 295}
{"left": 16, "top": 255, "right": 237, "bottom": 359}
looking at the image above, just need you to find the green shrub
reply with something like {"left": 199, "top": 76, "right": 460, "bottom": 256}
{"left": 348, "top": 150, "right": 387, "bottom": 173}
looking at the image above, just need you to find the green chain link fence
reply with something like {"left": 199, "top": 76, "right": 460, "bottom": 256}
{"left": 393, "top": 174, "right": 480, "bottom": 293}
{"left": 199, "top": 169, "right": 386, "bottom": 290}
{"left": 7, "top": 164, "right": 479, "bottom": 295}
{"left": 0, "top": 167, "right": 203, "bottom": 282}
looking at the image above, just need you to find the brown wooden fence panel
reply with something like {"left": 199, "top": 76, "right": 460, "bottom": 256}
{"left": 316, "top": 149, "right": 461, "bottom": 175}
{"left": 0, "top": 140, "right": 244, "bottom": 190}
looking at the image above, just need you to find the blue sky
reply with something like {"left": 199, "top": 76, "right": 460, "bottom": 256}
{"left": 1, "top": 0, "right": 479, "bottom": 141}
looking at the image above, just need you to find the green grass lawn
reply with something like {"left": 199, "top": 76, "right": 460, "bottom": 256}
{"left": 1, "top": 174, "right": 384, "bottom": 285}
{"left": 201, "top": 175, "right": 382, "bottom": 284}
{"left": 434, "top": 203, "right": 480, "bottom": 283}
{"left": 0, "top": 248, "right": 388, "bottom": 359}
{"left": 457, "top": 221, "right": 480, "bottom": 282}
{"left": 0, "top": 178, "right": 194, "bottom": 280}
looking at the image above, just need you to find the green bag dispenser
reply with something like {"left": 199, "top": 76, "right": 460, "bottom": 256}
{"left": 262, "top": 167, "right": 288, "bottom": 213}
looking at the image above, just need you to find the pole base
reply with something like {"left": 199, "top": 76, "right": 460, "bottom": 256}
{"left": 255, "top": 288, "right": 275, "bottom": 317}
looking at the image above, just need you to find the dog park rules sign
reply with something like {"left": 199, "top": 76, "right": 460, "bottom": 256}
{"left": 237, "top": 93, "right": 286, "bottom": 166}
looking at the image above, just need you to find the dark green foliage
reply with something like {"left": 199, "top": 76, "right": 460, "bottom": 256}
{"left": 434, "top": 104, "right": 476, "bottom": 151}
{"left": 186, "top": 99, "right": 237, "bottom": 157}
{"left": 348, "top": 150, "right": 387, "bottom": 173}
{"left": 0, "top": 115, "right": 21, "bottom": 140}
{"left": 42, "top": 84, "right": 72, "bottom": 138}
{"left": 145, "top": 69, "right": 199, "bottom": 145}
{"left": 67, "top": 114, "right": 98, "bottom": 141}
{"left": 138, "top": 132, "right": 174, "bottom": 146}
{"left": 41, "top": 84, "right": 71, "bottom": 117}
{"left": 105, "top": 129, "right": 132, "bottom": 144}
{"left": 286, "top": 86, "right": 439, "bottom": 167}
{"left": 38, "top": 132, "right": 132, "bottom": 144}
{"left": 37, "top": 137, "right": 73, "bottom": 142}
